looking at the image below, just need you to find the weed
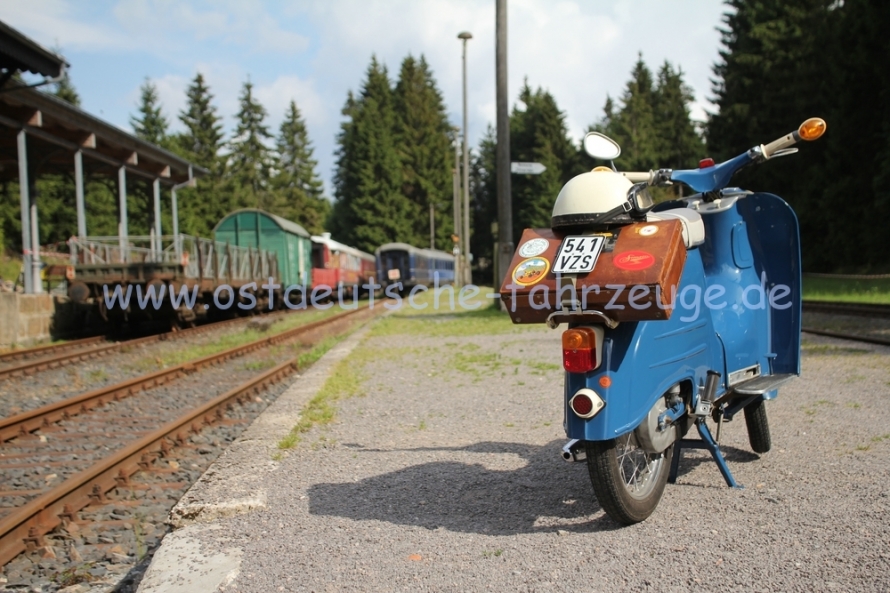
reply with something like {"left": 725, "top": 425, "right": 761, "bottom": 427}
{"left": 855, "top": 444, "right": 871, "bottom": 452}
{"left": 482, "top": 549, "right": 504, "bottom": 558}
{"left": 418, "top": 419, "right": 427, "bottom": 430}
{"left": 244, "top": 359, "right": 276, "bottom": 371}
{"left": 504, "top": 422, "right": 514, "bottom": 428}
{"left": 271, "top": 451, "right": 283, "bottom": 461}
{"left": 528, "top": 361, "right": 561, "bottom": 372}
{"left": 133, "top": 512, "right": 147, "bottom": 559}
{"left": 846, "top": 402, "right": 862, "bottom": 409}
{"left": 88, "top": 369, "right": 108, "bottom": 381}
{"left": 53, "top": 563, "right": 96, "bottom": 587}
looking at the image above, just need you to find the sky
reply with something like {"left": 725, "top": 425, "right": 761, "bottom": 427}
{"left": 0, "top": 0, "right": 729, "bottom": 197}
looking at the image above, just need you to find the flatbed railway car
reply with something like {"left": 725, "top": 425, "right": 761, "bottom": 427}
{"left": 310, "top": 232, "right": 376, "bottom": 294}
{"left": 376, "top": 243, "right": 455, "bottom": 289}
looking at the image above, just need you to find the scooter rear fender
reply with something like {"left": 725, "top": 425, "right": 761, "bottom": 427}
{"left": 564, "top": 250, "right": 724, "bottom": 442}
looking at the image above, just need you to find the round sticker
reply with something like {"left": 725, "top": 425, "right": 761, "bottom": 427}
{"left": 518, "top": 238, "right": 549, "bottom": 258}
{"left": 512, "top": 257, "right": 550, "bottom": 287}
{"left": 613, "top": 251, "right": 655, "bottom": 271}
{"left": 639, "top": 225, "right": 659, "bottom": 236}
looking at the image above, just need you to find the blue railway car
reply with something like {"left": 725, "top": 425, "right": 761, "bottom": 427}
{"left": 376, "top": 243, "right": 455, "bottom": 289}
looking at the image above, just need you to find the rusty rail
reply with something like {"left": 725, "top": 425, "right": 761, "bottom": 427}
{"left": 0, "top": 306, "right": 368, "bottom": 442}
{"left": 0, "top": 303, "right": 378, "bottom": 566}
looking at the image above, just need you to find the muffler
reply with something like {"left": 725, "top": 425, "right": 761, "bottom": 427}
{"left": 561, "top": 439, "right": 587, "bottom": 462}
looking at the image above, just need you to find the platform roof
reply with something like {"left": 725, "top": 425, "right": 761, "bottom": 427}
{"left": 0, "top": 20, "right": 67, "bottom": 78}
{"left": 0, "top": 79, "right": 207, "bottom": 184}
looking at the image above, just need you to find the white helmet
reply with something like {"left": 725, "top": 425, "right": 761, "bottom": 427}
{"left": 551, "top": 168, "right": 634, "bottom": 230}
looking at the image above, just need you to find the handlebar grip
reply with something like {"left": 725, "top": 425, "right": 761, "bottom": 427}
{"left": 621, "top": 171, "right": 652, "bottom": 183}
{"left": 761, "top": 131, "right": 800, "bottom": 159}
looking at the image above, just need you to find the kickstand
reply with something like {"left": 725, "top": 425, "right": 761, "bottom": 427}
{"left": 668, "top": 419, "right": 742, "bottom": 489}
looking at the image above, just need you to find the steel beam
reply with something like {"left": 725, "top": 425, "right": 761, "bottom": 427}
{"left": 118, "top": 166, "right": 128, "bottom": 257}
{"left": 153, "top": 178, "right": 161, "bottom": 256}
{"left": 16, "top": 130, "right": 33, "bottom": 293}
{"left": 74, "top": 149, "right": 86, "bottom": 238}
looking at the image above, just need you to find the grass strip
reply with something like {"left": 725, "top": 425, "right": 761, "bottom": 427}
{"left": 803, "top": 276, "right": 890, "bottom": 304}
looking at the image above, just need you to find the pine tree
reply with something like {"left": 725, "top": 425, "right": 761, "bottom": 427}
{"left": 510, "top": 81, "right": 578, "bottom": 244}
{"left": 653, "top": 62, "right": 705, "bottom": 169}
{"left": 130, "top": 79, "right": 169, "bottom": 145}
{"left": 52, "top": 71, "right": 80, "bottom": 106}
{"left": 706, "top": 0, "right": 838, "bottom": 270}
{"left": 227, "top": 80, "right": 275, "bottom": 212}
{"left": 331, "top": 57, "right": 414, "bottom": 253}
{"left": 177, "top": 73, "right": 224, "bottom": 170}
{"left": 601, "top": 56, "right": 660, "bottom": 171}
{"left": 273, "top": 100, "right": 329, "bottom": 235}
{"left": 469, "top": 125, "right": 498, "bottom": 281}
{"left": 393, "top": 55, "right": 454, "bottom": 250}
{"left": 175, "top": 73, "right": 226, "bottom": 237}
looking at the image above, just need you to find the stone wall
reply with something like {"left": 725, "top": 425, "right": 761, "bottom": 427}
{"left": 0, "top": 293, "right": 55, "bottom": 348}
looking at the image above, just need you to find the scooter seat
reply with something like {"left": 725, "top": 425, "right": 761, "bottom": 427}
{"left": 647, "top": 208, "right": 705, "bottom": 248}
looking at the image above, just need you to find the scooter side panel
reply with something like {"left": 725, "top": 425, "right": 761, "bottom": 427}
{"left": 565, "top": 251, "right": 723, "bottom": 441}
{"left": 737, "top": 193, "right": 802, "bottom": 376}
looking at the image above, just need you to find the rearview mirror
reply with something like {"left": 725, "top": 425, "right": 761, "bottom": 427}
{"left": 583, "top": 132, "right": 621, "bottom": 161}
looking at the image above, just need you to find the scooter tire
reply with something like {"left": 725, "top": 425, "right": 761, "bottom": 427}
{"left": 744, "top": 398, "right": 772, "bottom": 454}
{"left": 585, "top": 438, "right": 673, "bottom": 525}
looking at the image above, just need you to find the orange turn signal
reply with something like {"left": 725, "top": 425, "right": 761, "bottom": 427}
{"left": 562, "top": 328, "right": 594, "bottom": 350}
{"left": 798, "top": 118, "right": 826, "bottom": 141}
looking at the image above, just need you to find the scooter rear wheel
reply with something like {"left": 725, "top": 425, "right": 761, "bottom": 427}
{"left": 585, "top": 434, "right": 672, "bottom": 525}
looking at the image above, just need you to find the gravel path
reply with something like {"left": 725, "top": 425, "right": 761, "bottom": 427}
{"left": 139, "top": 312, "right": 890, "bottom": 593}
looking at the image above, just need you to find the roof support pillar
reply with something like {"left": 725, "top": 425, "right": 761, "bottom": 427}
{"left": 74, "top": 149, "right": 86, "bottom": 238}
{"left": 17, "top": 130, "right": 39, "bottom": 293}
{"left": 118, "top": 166, "right": 128, "bottom": 261}
{"left": 153, "top": 177, "right": 161, "bottom": 259}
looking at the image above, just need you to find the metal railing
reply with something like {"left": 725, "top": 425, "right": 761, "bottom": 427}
{"left": 68, "top": 234, "right": 278, "bottom": 283}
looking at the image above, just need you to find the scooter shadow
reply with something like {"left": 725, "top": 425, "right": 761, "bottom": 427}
{"left": 308, "top": 440, "right": 623, "bottom": 535}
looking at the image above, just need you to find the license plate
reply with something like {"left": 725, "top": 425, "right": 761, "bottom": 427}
{"left": 553, "top": 235, "right": 605, "bottom": 274}
{"left": 387, "top": 269, "right": 401, "bottom": 280}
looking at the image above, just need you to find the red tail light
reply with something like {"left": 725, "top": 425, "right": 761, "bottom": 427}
{"left": 562, "top": 327, "right": 597, "bottom": 373}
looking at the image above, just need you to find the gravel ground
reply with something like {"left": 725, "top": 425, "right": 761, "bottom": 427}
{"left": 0, "top": 310, "right": 324, "bottom": 419}
{"left": 148, "top": 311, "right": 890, "bottom": 593}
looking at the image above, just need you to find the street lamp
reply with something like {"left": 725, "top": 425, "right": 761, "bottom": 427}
{"left": 451, "top": 126, "right": 461, "bottom": 280}
{"left": 171, "top": 176, "right": 196, "bottom": 260}
{"left": 458, "top": 31, "right": 472, "bottom": 285}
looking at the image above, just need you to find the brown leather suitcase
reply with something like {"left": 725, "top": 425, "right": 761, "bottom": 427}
{"left": 498, "top": 219, "right": 687, "bottom": 324}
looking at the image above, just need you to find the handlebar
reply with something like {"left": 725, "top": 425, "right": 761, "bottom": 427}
{"left": 620, "top": 171, "right": 654, "bottom": 184}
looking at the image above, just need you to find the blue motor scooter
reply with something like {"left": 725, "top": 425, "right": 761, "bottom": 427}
{"left": 542, "top": 118, "right": 828, "bottom": 524}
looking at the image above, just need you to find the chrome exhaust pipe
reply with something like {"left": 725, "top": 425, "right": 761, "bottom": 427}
{"left": 561, "top": 439, "right": 586, "bottom": 462}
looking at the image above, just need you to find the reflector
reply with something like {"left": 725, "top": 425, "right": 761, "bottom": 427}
{"left": 571, "top": 393, "right": 593, "bottom": 416}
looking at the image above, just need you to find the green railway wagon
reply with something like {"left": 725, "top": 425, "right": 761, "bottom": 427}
{"left": 214, "top": 209, "right": 312, "bottom": 287}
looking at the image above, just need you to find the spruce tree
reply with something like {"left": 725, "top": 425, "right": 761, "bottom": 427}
{"left": 177, "top": 73, "right": 224, "bottom": 170}
{"left": 601, "top": 56, "right": 659, "bottom": 171}
{"left": 273, "top": 100, "right": 329, "bottom": 235}
{"left": 331, "top": 57, "right": 413, "bottom": 252}
{"left": 393, "top": 55, "right": 453, "bottom": 250}
{"left": 510, "top": 81, "right": 577, "bottom": 243}
{"left": 227, "top": 80, "right": 275, "bottom": 212}
{"left": 130, "top": 79, "right": 169, "bottom": 145}
{"left": 653, "top": 62, "right": 705, "bottom": 170}
{"left": 469, "top": 125, "right": 498, "bottom": 281}
{"left": 175, "top": 73, "right": 226, "bottom": 237}
{"left": 52, "top": 71, "right": 80, "bottom": 106}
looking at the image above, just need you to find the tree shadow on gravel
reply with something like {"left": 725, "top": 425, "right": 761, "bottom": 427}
{"left": 308, "top": 440, "right": 624, "bottom": 535}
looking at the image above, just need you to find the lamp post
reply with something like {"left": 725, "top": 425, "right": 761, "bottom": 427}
{"left": 451, "top": 127, "right": 462, "bottom": 281}
{"left": 458, "top": 31, "right": 472, "bottom": 285}
{"left": 171, "top": 177, "right": 196, "bottom": 261}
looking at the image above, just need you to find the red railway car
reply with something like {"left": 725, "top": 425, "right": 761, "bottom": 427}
{"left": 310, "top": 233, "right": 376, "bottom": 294}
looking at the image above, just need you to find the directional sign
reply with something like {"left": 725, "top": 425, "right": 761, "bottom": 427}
{"left": 511, "top": 162, "right": 547, "bottom": 175}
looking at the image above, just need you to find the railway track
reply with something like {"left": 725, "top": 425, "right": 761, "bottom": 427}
{"left": 801, "top": 299, "right": 890, "bottom": 346}
{"left": 0, "top": 313, "right": 284, "bottom": 380}
{"left": 0, "top": 304, "right": 378, "bottom": 574}
{"left": 802, "top": 300, "right": 890, "bottom": 318}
